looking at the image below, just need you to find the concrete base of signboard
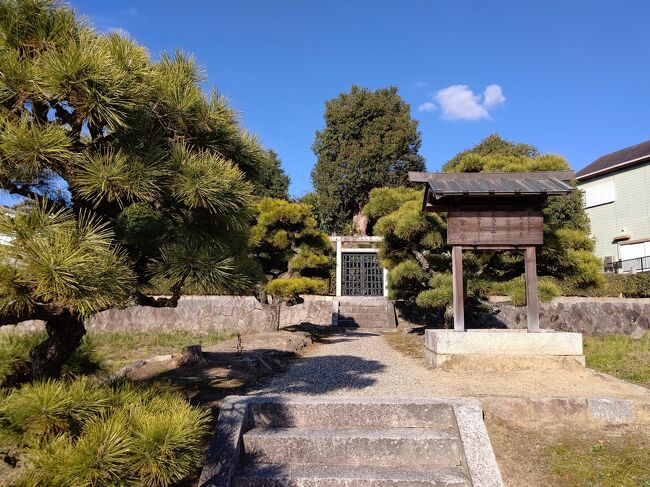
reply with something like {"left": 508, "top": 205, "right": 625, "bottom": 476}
{"left": 425, "top": 329, "right": 585, "bottom": 368}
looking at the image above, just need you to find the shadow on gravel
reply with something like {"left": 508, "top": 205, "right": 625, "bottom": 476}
{"left": 254, "top": 353, "right": 385, "bottom": 395}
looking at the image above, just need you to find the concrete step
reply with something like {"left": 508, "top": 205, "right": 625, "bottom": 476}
{"left": 242, "top": 427, "right": 463, "bottom": 468}
{"left": 249, "top": 400, "right": 456, "bottom": 429}
{"left": 233, "top": 464, "right": 471, "bottom": 486}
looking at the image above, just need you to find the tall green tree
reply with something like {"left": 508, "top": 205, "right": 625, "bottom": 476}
{"left": 253, "top": 149, "right": 290, "bottom": 199}
{"left": 0, "top": 0, "right": 266, "bottom": 383}
{"left": 366, "top": 135, "right": 602, "bottom": 320}
{"left": 311, "top": 85, "right": 425, "bottom": 233}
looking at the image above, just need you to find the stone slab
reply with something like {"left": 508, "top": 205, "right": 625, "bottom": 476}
{"left": 425, "top": 329, "right": 584, "bottom": 367}
{"left": 426, "top": 349, "right": 586, "bottom": 368}
{"left": 481, "top": 396, "right": 650, "bottom": 426}
{"left": 242, "top": 427, "right": 462, "bottom": 468}
{"left": 249, "top": 401, "right": 455, "bottom": 429}
{"left": 234, "top": 464, "right": 471, "bottom": 486}
{"left": 587, "top": 397, "right": 636, "bottom": 424}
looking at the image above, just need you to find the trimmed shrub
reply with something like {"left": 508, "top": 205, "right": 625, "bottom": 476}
{"left": 622, "top": 273, "right": 650, "bottom": 298}
{"left": 415, "top": 273, "right": 453, "bottom": 309}
{"left": 555, "top": 273, "right": 650, "bottom": 298}
{"left": 129, "top": 395, "right": 210, "bottom": 486}
{"left": 0, "top": 333, "right": 43, "bottom": 387}
{"left": 499, "top": 276, "right": 561, "bottom": 306}
{"left": 266, "top": 276, "right": 328, "bottom": 303}
{"left": 387, "top": 260, "right": 426, "bottom": 301}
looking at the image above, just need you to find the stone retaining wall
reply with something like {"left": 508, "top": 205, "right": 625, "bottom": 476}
{"left": 482, "top": 297, "right": 650, "bottom": 337}
{"left": 6, "top": 295, "right": 649, "bottom": 337}
{"left": 279, "top": 295, "right": 334, "bottom": 327}
{"left": 86, "top": 296, "right": 279, "bottom": 334}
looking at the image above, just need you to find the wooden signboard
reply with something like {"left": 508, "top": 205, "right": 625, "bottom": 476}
{"left": 447, "top": 210, "right": 543, "bottom": 246}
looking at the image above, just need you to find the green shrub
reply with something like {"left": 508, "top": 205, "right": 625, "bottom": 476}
{"left": 129, "top": 395, "right": 210, "bottom": 486}
{"left": 266, "top": 276, "right": 328, "bottom": 303}
{"left": 0, "top": 333, "right": 105, "bottom": 388}
{"left": 6, "top": 378, "right": 210, "bottom": 487}
{"left": 621, "top": 273, "right": 650, "bottom": 298}
{"left": 387, "top": 260, "right": 426, "bottom": 301}
{"left": 499, "top": 276, "right": 560, "bottom": 306}
{"left": 415, "top": 273, "right": 453, "bottom": 308}
{"left": 1, "top": 378, "right": 109, "bottom": 445}
{"left": 555, "top": 273, "right": 650, "bottom": 298}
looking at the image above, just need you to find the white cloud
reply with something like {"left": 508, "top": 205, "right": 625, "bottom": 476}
{"left": 418, "top": 101, "right": 436, "bottom": 112}
{"left": 427, "top": 84, "right": 506, "bottom": 121}
{"left": 483, "top": 84, "right": 506, "bottom": 108}
{"left": 106, "top": 26, "right": 130, "bottom": 37}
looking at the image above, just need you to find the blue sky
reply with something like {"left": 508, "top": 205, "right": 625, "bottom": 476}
{"left": 71, "top": 0, "right": 650, "bottom": 197}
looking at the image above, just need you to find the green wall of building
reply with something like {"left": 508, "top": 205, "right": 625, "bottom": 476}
{"left": 577, "top": 160, "right": 650, "bottom": 260}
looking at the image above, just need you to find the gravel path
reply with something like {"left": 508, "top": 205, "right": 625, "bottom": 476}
{"left": 253, "top": 331, "right": 649, "bottom": 399}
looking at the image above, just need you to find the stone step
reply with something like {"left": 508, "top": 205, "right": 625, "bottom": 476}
{"left": 337, "top": 320, "right": 388, "bottom": 329}
{"left": 249, "top": 400, "right": 456, "bottom": 429}
{"left": 338, "top": 312, "right": 387, "bottom": 322}
{"left": 337, "top": 297, "right": 387, "bottom": 306}
{"left": 338, "top": 305, "right": 387, "bottom": 314}
{"left": 242, "top": 427, "right": 463, "bottom": 468}
{"left": 233, "top": 464, "right": 471, "bottom": 487}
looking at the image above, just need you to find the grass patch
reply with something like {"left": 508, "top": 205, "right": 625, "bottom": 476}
{"left": 91, "top": 330, "right": 234, "bottom": 371}
{"left": 487, "top": 418, "right": 650, "bottom": 487}
{"left": 546, "top": 434, "right": 650, "bottom": 487}
{"left": 584, "top": 334, "right": 650, "bottom": 388}
{"left": 382, "top": 332, "right": 426, "bottom": 362}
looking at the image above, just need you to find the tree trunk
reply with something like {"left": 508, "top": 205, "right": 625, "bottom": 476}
{"left": 29, "top": 309, "right": 86, "bottom": 382}
{"left": 174, "top": 344, "right": 205, "bottom": 367}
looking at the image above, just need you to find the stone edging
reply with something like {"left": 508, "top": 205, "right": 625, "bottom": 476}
{"left": 481, "top": 395, "right": 650, "bottom": 426}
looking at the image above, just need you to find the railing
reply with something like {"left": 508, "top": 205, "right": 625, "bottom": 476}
{"left": 604, "top": 256, "right": 650, "bottom": 274}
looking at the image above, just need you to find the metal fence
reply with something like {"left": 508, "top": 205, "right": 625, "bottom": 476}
{"left": 604, "top": 256, "right": 650, "bottom": 274}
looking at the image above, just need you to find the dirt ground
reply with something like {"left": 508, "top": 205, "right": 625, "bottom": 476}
{"left": 384, "top": 330, "right": 650, "bottom": 399}
{"left": 115, "top": 325, "right": 650, "bottom": 487}
{"left": 486, "top": 418, "right": 650, "bottom": 487}
{"left": 125, "top": 325, "right": 323, "bottom": 408}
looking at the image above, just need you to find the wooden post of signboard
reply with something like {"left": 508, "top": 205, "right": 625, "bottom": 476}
{"left": 451, "top": 246, "right": 465, "bottom": 331}
{"left": 525, "top": 246, "right": 540, "bottom": 332}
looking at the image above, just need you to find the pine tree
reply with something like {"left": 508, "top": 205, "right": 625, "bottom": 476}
{"left": 250, "top": 198, "right": 333, "bottom": 304}
{"left": 0, "top": 0, "right": 267, "bottom": 383}
{"left": 366, "top": 135, "right": 602, "bottom": 319}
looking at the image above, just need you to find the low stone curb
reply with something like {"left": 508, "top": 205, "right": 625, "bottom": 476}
{"left": 481, "top": 395, "right": 650, "bottom": 426}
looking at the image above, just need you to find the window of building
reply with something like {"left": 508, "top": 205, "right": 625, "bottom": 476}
{"left": 583, "top": 180, "right": 615, "bottom": 208}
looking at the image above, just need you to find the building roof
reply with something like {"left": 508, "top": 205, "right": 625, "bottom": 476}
{"left": 576, "top": 139, "right": 650, "bottom": 181}
{"left": 409, "top": 171, "right": 575, "bottom": 198}
{"left": 409, "top": 171, "right": 575, "bottom": 212}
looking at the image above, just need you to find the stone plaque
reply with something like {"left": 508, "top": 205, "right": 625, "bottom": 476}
{"left": 447, "top": 210, "right": 543, "bottom": 246}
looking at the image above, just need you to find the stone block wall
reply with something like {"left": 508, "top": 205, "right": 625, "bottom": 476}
{"left": 279, "top": 295, "right": 334, "bottom": 327}
{"left": 482, "top": 297, "right": 650, "bottom": 337}
{"left": 7, "top": 295, "right": 650, "bottom": 338}
{"left": 86, "top": 296, "right": 279, "bottom": 334}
